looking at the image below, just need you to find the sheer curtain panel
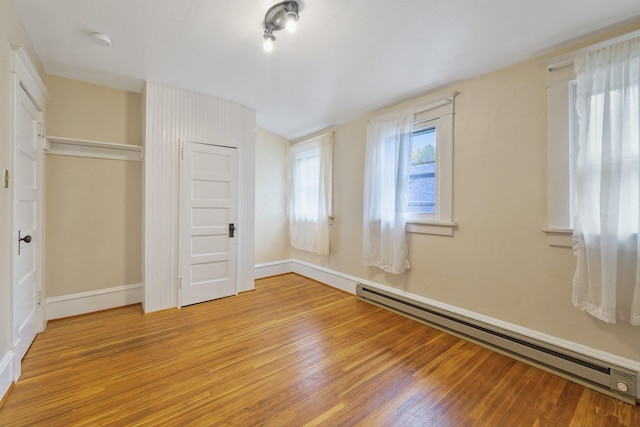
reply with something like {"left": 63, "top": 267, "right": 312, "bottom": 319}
{"left": 572, "top": 37, "right": 640, "bottom": 325}
{"left": 288, "top": 134, "right": 333, "bottom": 255}
{"left": 363, "top": 113, "right": 413, "bottom": 274}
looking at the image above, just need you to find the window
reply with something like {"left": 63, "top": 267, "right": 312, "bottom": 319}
{"left": 362, "top": 92, "right": 457, "bottom": 274}
{"left": 291, "top": 147, "right": 321, "bottom": 221}
{"left": 361, "top": 99, "right": 454, "bottom": 230}
{"left": 288, "top": 133, "right": 333, "bottom": 255}
{"left": 543, "top": 29, "right": 640, "bottom": 247}
{"left": 574, "top": 69, "right": 640, "bottom": 240}
{"left": 570, "top": 35, "right": 640, "bottom": 325}
{"left": 408, "top": 126, "right": 436, "bottom": 214}
{"left": 544, "top": 33, "right": 640, "bottom": 325}
{"left": 405, "top": 93, "right": 456, "bottom": 234}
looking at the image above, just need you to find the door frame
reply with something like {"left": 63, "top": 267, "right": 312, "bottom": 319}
{"left": 177, "top": 139, "right": 239, "bottom": 308}
{"left": 10, "top": 46, "right": 48, "bottom": 379}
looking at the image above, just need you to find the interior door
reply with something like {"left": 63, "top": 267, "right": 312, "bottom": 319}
{"left": 179, "top": 142, "right": 238, "bottom": 306}
{"left": 13, "top": 84, "right": 40, "bottom": 368}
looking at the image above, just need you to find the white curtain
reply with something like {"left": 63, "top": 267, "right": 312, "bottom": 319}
{"left": 288, "top": 134, "right": 333, "bottom": 255}
{"left": 572, "top": 37, "right": 640, "bottom": 325}
{"left": 363, "top": 113, "right": 413, "bottom": 274}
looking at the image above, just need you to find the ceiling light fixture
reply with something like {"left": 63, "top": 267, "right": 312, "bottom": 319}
{"left": 90, "top": 32, "right": 112, "bottom": 47}
{"left": 262, "top": 1, "right": 300, "bottom": 52}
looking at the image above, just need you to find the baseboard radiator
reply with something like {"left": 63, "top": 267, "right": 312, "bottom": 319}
{"left": 356, "top": 284, "right": 637, "bottom": 405}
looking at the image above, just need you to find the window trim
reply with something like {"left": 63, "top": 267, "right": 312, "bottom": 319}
{"left": 542, "top": 29, "right": 640, "bottom": 247}
{"left": 388, "top": 91, "right": 458, "bottom": 236}
{"left": 406, "top": 220, "right": 457, "bottom": 236}
{"left": 543, "top": 66, "right": 575, "bottom": 247}
{"left": 287, "top": 132, "right": 334, "bottom": 254}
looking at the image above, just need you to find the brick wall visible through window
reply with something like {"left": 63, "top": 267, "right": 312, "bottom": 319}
{"left": 408, "top": 127, "right": 436, "bottom": 214}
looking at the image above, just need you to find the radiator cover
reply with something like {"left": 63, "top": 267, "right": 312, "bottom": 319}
{"left": 356, "top": 284, "right": 637, "bottom": 405}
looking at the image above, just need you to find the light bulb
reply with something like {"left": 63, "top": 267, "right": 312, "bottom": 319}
{"left": 285, "top": 12, "right": 298, "bottom": 32}
{"left": 90, "top": 32, "right": 112, "bottom": 47}
{"left": 263, "top": 37, "right": 274, "bottom": 52}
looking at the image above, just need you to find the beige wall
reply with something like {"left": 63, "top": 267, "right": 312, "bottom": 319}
{"left": 0, "top": 0, "right": 44, "bottom": 363}
{"left": 45, "top": 156, "right": 142, "bottom": 296}
{"left": 271, "top": 22, "right": 640, "bottom": 363}
{"left": 46, "top": 76, "right": 141, "bottom": 144}
{"left": 45, "top": 76, "right": 142, "bottom": 297}
{"left": 255, "top": 127, "right": 290, "bottom": 264}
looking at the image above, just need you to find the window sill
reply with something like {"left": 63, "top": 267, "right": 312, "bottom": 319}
{"left": 406, "top": 221, "right": 457, "bottom": 236}
{"left": 541, "top": 228, "right": 573, "bottom": 247}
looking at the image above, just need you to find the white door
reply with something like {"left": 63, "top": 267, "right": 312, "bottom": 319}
{"left": 13, "top": 85, "right": 40, "bottom": 367}
{"left": 179, "top": 142, "right": 238, "bottom": 306}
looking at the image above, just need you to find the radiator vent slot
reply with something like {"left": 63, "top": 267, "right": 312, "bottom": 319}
{"left": 357, "top": 285, "right": 637, "bottom": 405}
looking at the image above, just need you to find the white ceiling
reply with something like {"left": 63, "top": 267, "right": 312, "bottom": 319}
{"left": 12, "top": 0, "right": 640, "bottom": 140}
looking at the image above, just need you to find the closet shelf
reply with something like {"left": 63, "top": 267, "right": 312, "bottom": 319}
{"left": 45, "top": 135, "right": 143, "bottom": 161}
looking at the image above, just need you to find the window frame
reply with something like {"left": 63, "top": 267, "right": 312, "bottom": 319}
{"left": 407, "top": 126, "right": 437, "bottom": 215}
{"left": 543, "top": 63, "right": 576, "bottom": 247}
{"left": 404, "top": 92, "right": 457, "bottom": 236}
{"left": 542, "top": 29, "right": 640, "bottom": 247}
{"left": 287, "top": 132, "right": 333, "bottom": 254}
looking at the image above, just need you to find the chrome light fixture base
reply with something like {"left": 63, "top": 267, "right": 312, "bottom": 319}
{"left": 262, "top": 1, "right": 300, "bottom": 52}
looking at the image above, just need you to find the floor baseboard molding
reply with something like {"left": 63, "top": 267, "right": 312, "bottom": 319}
{"left": 291, "top": 260, "right": 359, "bottom": 294}
{"left": 46, "top": 283, "right": 144, "bottom": 320}
{"left": 256, "top": 258, "right": 640, "bottom": 398}
{"left": 254, "top": 260, "right": 295, "bottom": 279}
{"left": 0, "top": 351, "right": 14, "bottom": 404}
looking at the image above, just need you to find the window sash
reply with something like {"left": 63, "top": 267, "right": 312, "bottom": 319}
{"left": 406, "top": 112, "right": 453, "bottom": 224}
{"left": 573, "top": 82, "right": 640, "bottom": 239}
{"left": 407, "top": 126, "right": 437, "bottom": 216}
{"left": 291, "top": 147, "right": 321, "bottom": 222}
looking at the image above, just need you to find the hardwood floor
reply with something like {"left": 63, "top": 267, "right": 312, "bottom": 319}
{"left": 1, "top": 273, "right": 638, "bottom": 426}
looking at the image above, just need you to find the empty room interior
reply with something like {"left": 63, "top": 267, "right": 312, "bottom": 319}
{"left": 1, "top": 0, "right": 640, "bottom": 425}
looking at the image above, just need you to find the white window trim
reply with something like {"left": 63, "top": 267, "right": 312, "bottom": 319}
{"left": 543, "top": 64, "right": 575, "bottom": 247}
{"left": 406, "top": 220, "right": 457, "bottom": 236}
{"left": 287, "top": 131, "right": 334, "bottom": 255}
{"left": 542, "top": 29, "right": 640, "bottom": 248}
{"left": 375, "top": 91, "right": 458, "bottom": 236}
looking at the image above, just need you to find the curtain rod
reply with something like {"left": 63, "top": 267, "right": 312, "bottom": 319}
{"left": 291, "top": 129, "right": 334, "bottom": 146}
{"left": 369, "top": 91, "right": 458, "bottom": 123}
{"left": 544, "top": 29, "right": 640, "bottom": 72}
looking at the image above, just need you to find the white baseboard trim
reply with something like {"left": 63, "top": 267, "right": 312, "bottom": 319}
{"left": 291, "top": 260, "right": 359, "bottom": 294}
{"left": 46, "top": 283, "right": 143, "bottom": 320}
{"left": 256, "top": 259, "right": 640, "bottom": 398}
{"left": 254, "top": 260, "right": 295, "bottom": 279}
{"left": 0, "top": 350, "right": 14, "bottom": 403}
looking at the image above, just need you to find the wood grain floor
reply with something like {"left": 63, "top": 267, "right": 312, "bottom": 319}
{"left": 1, "top": 273, "right": 638, "bottom": 426}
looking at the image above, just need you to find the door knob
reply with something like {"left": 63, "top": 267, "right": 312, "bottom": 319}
{"left": 18, "top": 230, "right": 31, "bottom": 255}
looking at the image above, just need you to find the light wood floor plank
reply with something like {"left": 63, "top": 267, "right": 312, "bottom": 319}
{"left": 0, "top": 273, "right": 638, "bottom": 426}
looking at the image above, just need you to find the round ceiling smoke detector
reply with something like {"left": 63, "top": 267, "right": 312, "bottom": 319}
{"left": 90, "top": 32, "right": 112, "bottom": 47}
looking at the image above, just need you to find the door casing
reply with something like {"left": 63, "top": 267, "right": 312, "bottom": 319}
{"left": 10, "top": 47, "right": 48, "bottom": 381}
